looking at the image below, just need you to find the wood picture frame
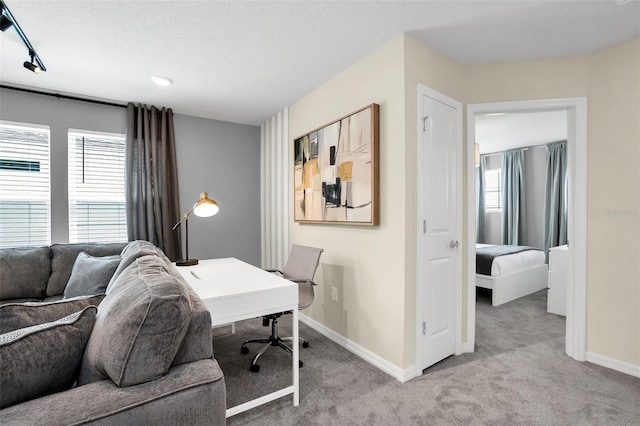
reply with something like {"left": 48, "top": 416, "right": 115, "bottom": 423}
{"left": 294, "top": 103, "right": 379, "bottom": 225}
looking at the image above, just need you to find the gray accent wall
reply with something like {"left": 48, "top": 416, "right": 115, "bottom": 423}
{"left": 173, "top": 114, "right": 260, "bottom": 266}
{"left": 524, "top": 146, "right": 546, "bottom": 250}
{"left": 0, "top": 88, "right": 261, "bottom": 265}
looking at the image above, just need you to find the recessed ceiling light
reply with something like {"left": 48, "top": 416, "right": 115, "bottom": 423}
{"left": 151, "top": 75, "right": 173, "bottom": 87}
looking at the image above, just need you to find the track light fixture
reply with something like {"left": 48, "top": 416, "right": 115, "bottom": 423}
{"left": 0, "top": 14, "right": 12, "bottom": 32}
{"left": 0, "top": 0, "right": 46, "bottom": 73}
{"left": 23, "top": 51, "right": 41, "bottom": 74}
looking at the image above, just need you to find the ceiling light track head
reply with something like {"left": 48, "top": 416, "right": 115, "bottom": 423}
{"left": 1, "top": 0, "right": 46, "bottom": 72}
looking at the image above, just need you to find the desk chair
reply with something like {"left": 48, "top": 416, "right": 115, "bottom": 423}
{"left": 240, "top": 244, "right": 323, "bottom": 372}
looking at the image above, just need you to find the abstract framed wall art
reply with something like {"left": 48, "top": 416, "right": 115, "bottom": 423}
{"left": 294, "top": 103, "right": 379, "bottom": 225}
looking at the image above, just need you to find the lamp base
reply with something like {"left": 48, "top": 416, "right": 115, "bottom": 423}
{"left": 176, "top": 259, "right": 199, "bottom": 267}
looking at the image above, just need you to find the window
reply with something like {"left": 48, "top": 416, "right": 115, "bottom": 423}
{"left": 0, "top": 121, "right": 51, "bottom": 249}
{"left": 68, "top": 130, "right": 127, "bottom": 243}
{"left": 485, "top": 168, "right": 502, "bottom": 211}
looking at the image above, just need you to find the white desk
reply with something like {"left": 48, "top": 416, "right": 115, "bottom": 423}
{"left": 175, "top": 258, "right": 299, "bottom": 418}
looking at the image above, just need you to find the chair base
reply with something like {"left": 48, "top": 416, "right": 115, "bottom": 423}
{"left": 240, "top": 314, "right": 309, "bottom": 372}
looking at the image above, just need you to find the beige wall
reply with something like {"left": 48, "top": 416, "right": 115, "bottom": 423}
{"left": 289, "top": 34, "right": 640, "bottom": 372}
{"left": 585, "top": 38, "right": 640, "bottom": 365}
{"left": 289, "top": 35, "right": 408, "bottom": 368}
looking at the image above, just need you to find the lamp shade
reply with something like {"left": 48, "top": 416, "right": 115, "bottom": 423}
{"left": 193, "top": 192, "right": 219, "bottom": 217}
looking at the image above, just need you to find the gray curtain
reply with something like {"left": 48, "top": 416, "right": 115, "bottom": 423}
{"left": 543, "top": 142, "right": 568, "bottom": 260}
{"left": 476, "top": 155, "right": 487, "bottom": 243}
{"left": 501, "top": 149, "right": 526, "bottom": 245}
{"left": 125, "top": 103, "right": 182, "bottom": 261}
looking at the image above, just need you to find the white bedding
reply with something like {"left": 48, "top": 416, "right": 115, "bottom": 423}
{"left": 476, "top": 244, "right": 546, "bottom": 277}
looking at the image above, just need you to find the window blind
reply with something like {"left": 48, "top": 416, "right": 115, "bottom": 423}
{"left": 485, "top": 168, "right": 502, "bottom": 211}
{"left": 0, "top": 122, "right": 51, "bottom": 248}
{"left": 68, "top": 131, "right": 127, "bottom": 243}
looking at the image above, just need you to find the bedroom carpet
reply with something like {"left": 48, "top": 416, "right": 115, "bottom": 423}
{"left": 213, "top": 289, "right": 640, "bottom": 425}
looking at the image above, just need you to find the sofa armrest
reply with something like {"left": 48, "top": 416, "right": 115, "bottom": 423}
{"left": 0, "top": 359, "right": 226, "bottom": 426}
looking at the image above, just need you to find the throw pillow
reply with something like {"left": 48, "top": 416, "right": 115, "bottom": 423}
{"left": 0, "top": 306, "right": 97, "bottom": 409}
{"left": 0, "top": 294, "right": 105, "bottom": 334}
{"left": 78, "top": 255, "right": 192, "bottom": 387}
{"left": 63, "top": 252, "right": 121, "bottom": 299}
{"left": 0, "top": 246, "right": 50, "bottom": 300}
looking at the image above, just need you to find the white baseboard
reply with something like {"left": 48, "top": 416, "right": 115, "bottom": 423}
{"left": 586, "top": 351, "right": 640, "bottom": 378}
{"left": 299, "top": 313, "right": 417, "bottom": 383}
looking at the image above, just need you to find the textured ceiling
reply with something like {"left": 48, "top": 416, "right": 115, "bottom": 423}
{"left": 1, "top": 0, "right": 638, "bottom": 125}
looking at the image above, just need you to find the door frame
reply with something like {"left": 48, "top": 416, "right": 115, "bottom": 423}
{"left": 415, "top": 84, "right": 463, "bottom": 377}
{"left": 466, "top": 98, "right": 587, "bottom": 361}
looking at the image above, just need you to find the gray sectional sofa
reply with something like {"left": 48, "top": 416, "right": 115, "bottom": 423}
{"left": 0, "top": 240, "right": 226, "bottom": 425}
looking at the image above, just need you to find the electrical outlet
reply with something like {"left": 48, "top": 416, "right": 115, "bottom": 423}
{"left": 331, "top": 287, "right": 338, "bottom": 302}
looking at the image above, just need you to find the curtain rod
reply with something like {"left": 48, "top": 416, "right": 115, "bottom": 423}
{"left": 481, "top": 142, "right": 566, "bottom": 157}
{"left": 0, "top": 84, "right": 127, "bottom": 109}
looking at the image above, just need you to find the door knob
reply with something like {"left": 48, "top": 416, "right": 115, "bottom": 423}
{"left": 449, "top": 240, "right": 459, "bottom": 249}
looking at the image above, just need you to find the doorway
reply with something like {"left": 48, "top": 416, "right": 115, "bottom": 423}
{"left": 465, "top": 99, "right": 587, "bottom": 361}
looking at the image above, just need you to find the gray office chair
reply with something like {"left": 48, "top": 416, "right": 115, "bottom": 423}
{"left": 240, "top": 244, "right": 323, "bottom": 372}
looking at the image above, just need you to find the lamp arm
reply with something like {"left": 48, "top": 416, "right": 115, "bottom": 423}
{"left": 172, "top": 207, "right": 194, "bottom": 231}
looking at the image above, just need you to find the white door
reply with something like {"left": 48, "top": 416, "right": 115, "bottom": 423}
{"left": 419, "top": 91, "right": 460, "bottom": 370}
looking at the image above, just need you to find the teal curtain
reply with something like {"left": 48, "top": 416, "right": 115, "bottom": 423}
{"left": 501, "top": 149, "right": 526, "bottom": 245}
{"left": 476, "top": 155, "right": 486, "bottom": 243}
{"left": 543, "top": 142, "right": 568, "bottom": 260}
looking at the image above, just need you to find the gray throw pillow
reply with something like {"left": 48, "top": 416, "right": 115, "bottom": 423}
{"left": 0, "top": 246, "right": 50, "bottom": 300}
{"left": 78, "top": 255, "right": 192, "bottom": 387}
{"left": 63, "top": 252, "right": 121, "bottom": 299}
{"left": 0, "top": 294, "right": 105, "bottom": 334}
{"left": 0, "top": 306, "right": 97, "bottom": 409}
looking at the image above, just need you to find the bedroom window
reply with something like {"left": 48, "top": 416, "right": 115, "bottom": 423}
{"left": 485, "top": 168, "right": 502, "bottom": 211}
{"left": 0, "top": 121, "right": 51, "bottom": 249}
{"left": 68, "top": 130, "right": 127, "bottom": 243}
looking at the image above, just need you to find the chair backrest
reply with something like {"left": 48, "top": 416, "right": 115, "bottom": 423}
{"left": 282, "top": 245, "right": 323, "bottom": 310}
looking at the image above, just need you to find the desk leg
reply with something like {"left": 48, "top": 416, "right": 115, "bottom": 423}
{"left": 293, "top": 308, "right": 299, "bottom": 406}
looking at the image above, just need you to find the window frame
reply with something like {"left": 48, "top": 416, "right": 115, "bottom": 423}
{"left": 484, "top": 167, "right": 502, "bottom": 212}
{"left": 67, "top": 128, "right": 127, "bottom": 244}
{"left": 0, "top": 120, "right": 51, "bottom": 248}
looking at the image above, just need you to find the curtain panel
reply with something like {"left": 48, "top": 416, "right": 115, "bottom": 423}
{"left": 476, "top": 155, "right": 487, "bottom": 243}
{"left": 260, "top": 108, "right": 289, "bottom": 270}
{"left": 501, "top": 149, "right": 526, "bottom": 245}
{"left": 543, "top": 141, "right": 568, "bottom": 260}
{"left": 125, "top": 103, "right": 182, "bottom": 261}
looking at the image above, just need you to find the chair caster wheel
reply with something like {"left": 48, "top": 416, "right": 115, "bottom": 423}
{"left": 302, "top": 341, "right": 309, "bottom": 348}
{"left": 241, "top": 346, "right": 249, "bottom": 355}
{"left": 299, "top": 360, "right": 304, "bottom": 368}
{"left": 250, "top": 364, "right": 260, "bottom": 373}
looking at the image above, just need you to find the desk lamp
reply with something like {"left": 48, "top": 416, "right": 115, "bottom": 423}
{"left": 173, "top": 192, "right": 219, "bottom": 266}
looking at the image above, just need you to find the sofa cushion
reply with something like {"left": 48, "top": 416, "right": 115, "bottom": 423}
{"left": 0, "top": 306, "right": 97, "bottom": 409}
{"left": 79, "top": 255, "right": 193, "bottom": 387}
{"left": 0, "top": 246, "right": 50, "bottom": 300}
{"left": 0, "top": 294, "right": 105, "bottom": 333}
{"left": 47, "top": 242, "right": 127, "bottom": 297}
{"left": 106, "top": 240, "right": 171, "bottom": 292}
{"left": 63, "top": 252, "right": 121, "bottom": 299}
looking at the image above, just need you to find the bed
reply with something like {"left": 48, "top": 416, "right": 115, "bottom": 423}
{"left": 476, "top": 244, "right": 548, "bottom": 306}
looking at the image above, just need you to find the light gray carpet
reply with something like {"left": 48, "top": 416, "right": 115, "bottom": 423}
{"left": 213, "top": 289, "right": 640, "bottom": 425}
